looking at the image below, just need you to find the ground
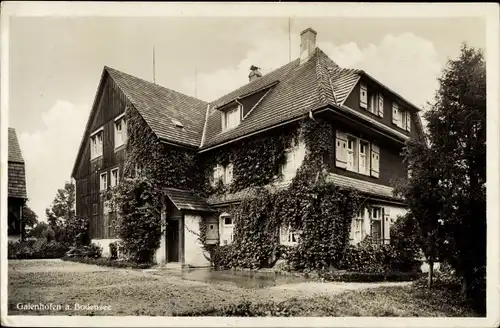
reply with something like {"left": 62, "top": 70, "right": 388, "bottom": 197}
{"left": 8, "top": 259, "right": 477, "bottom": 317}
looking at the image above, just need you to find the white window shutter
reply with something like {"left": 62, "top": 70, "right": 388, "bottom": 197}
{"left": 370, "top": 144, "right": 380, "bottom": 178}
{"left": 406, "top": 111, "right": 411, "bottom": 132}
{"left": 335, "top": 130, "right": 347, "bottom": 169}
{"left": 360, "top": 84, "right": 368, "bottom": 109}
{"left": 392, "top": 103, "right": 398, "bottom": 125}
{"left": 226, "top": 164, "right": 233, "bottom": 184}
{"left": 383, "top": 208, "right": 391, "bottom": 244}
{"left": 378, "top": 94, "right": 384, "bottom": 118}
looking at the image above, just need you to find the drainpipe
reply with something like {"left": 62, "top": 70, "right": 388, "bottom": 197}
{"left": 309, "top": 110, "right": 316, "bottom": 121}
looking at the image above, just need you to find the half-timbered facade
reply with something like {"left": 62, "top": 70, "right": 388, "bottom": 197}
{"left": 72, "top": 27, "right": 424, "bottom": 267}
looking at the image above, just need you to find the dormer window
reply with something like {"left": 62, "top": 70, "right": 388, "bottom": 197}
{"left": 392, "top": 103, "right": 411, "bottom": 132}
{"left": 90, "top": 128, "right": 104, "bottom": 160}
{"left": 222, "top": 104, "right": 242, "bottom": 132}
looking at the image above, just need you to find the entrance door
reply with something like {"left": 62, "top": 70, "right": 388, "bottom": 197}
{"left": 167, "top": 219, "right": 180, "bottom": 262}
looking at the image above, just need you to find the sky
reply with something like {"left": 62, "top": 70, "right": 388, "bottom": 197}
{"left": 7, "top": 13, "right": 486, "bottom": 221}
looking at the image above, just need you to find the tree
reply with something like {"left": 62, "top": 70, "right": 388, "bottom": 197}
{"left": 45, "top": 182, "right": 78, "bottom": 243}
{"left": 21, "top": 204, "right": 38, "bottom": 230}
{"left": 399, "top": 44, "right": 486, "bottom": 306}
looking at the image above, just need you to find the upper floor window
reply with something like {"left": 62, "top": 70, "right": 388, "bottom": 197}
{"left": 90, "top": 128, "right": 103, "bottom": 160}
{"left": 211, "top": 164, "right": 233, "bottom": 187}
{"left": 99, "top": 172, "right": 108, "bottom": 191}
{"left": 279, "top": 138, "right": 306, "bottom": 181}
{"left": 222, "top": 105, "right": 242, "bottom": 132}
{"left": 360, "top": 83, "right": 384, "bottom": 118}
{"left": 335, "top": 130, "right": 380, "bottom": 178}
{"left": 114, "top": 114, "right": 127, "bottom": 149}
{"left": 392, "top": 102, "right": 411, "bottom": 132}
{"left": 110, "top": 167, "right": 120, "bottom": 187}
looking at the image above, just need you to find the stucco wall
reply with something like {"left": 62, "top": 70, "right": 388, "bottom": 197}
{"left": 91, "top": 238, "right": 120, "bottom": 257}
{"left": 184, "top": 214, "right": 211, "bottom": 267}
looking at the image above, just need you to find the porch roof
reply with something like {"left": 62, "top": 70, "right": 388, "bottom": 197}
{"left": 164, "top": 188, "right": 214, "bottom": 213}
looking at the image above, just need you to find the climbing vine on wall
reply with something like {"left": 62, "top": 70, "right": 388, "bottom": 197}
{"left": 207, "top": 118, "right": 364, "bottom": 271}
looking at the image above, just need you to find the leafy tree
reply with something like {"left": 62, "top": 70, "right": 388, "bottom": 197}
{"left": 45, "top": 182, "right": 84, "bottom": 244}
{"left": 398, "top": 44, "right": 485, "bottom": 306}
{"left": 21, "top": 204, "right": 38, "bottom": 230}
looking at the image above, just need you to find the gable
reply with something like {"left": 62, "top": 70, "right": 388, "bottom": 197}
{"left": 72, "top": 70, "right": 129, "bottom": 179}
{"left": 8, "top": 128, "right": 24, "bottom": 163}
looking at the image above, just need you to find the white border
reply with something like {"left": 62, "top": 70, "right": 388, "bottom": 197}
{"left": 1, "top": 2, "right": 499, "bottom": 328}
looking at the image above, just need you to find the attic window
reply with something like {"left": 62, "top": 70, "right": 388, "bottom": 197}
{"left": 171, "top": 119, "right": 184, "bottom": 129}
{"left": 222, "top": 104, "right": 242, "bottom": 132}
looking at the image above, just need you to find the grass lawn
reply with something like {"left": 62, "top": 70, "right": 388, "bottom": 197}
{"left": 8, "top": 260, "right": 479, "bottom": 317}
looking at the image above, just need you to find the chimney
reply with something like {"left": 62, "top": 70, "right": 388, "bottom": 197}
{"left": 248, "top": 65, "right": 262, "bottom": 82}
{"left": 299, "top": 28, "right": 317, "bottom": 65}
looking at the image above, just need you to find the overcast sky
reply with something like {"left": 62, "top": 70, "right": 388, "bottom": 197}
{"left": 7, "top": 12, "right": 486, "bottom": 221}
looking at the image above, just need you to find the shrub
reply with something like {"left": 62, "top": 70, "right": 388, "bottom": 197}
{"left": 65, "top": 242, "right": 102, "bottom": 259}
{"left": 109, "top": 242, "right": 118, "bottom": 260}
{"left": 319, "top": 270, "right": 423, "bottom": 283}
{"left": 8, "top": 240, "right": 69, "bottom": 259}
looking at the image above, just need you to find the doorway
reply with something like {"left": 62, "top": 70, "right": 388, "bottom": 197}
{"left": 167, "top": 219, "right": 180, "bottom": 262}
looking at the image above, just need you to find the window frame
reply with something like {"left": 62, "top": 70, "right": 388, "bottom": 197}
{"left": 90, "top": 127, "right": 104, "bottom": 160}
{"left": 99, "top": 172, "right": 108, "bottom": 191}
{"left": 346, "top": 134, "right": 358, "bottom": 173}
{"left": 114, "top": 114, "right": 127, "bottom": 149}
{"left": 358, "top": 139, "right": 371, "bottom": 176}
{"left": 280, "top": 223, "right": 301, "bottom": 246}
{"left": 370, "top": 207, "right": 383, "bottom": 243}
{"left": 222, "top": 104, "right": 242, "bottom": 132}
{"left": 110, "top": 167, "right": 120, "bottom": 187}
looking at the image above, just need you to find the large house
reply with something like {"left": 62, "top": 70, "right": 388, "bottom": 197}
{"left": 8, "top": 128, "right": 28, "bottom": 241}
{"left": 72, "top": 28, "right": 424, "bottom": 267}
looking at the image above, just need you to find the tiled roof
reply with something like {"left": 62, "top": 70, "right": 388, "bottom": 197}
{"left": 8, "top": 129, "right": 27, "bottom": 199}
{"left": 326, "top": 173, "right": 402, "bottom": 200}
{"left": 106, "top": 67, "right": 208, "bottom": 147}
{"left": 8, "top": 128, "right": 24, "bottom": 163}
{"left": 164, "top": 188, "right": 214, "bottom": 212}
{"left": 201, "top": 48, "right": 364, "bottom": 149}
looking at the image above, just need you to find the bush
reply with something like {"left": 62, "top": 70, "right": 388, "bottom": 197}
{"left": 61, "top": 256, "right": 154, "bottom": 269}
{"left": 8, "top": 240, "right": 69, "bottom": 259}
{"left": 319, "top": 270, "right": 423, "bottom": 282}
{"left": 65, "top": 242, "right": 102, "bottom": 259}
{"left": 109, "top": 242, "right": 118, "bottom": 260}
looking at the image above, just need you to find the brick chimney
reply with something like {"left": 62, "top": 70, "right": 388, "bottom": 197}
{"left": 248, "top": 65, "right": 262, "bottom": 82}
{"left": 299, "top": 28, "right": 317, "bottom": 65}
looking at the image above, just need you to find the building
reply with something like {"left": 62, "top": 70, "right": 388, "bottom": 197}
{"left": 72, "top": 28, "right": 424, "bottom": 267}
{"left": 8, "top": 128, "right": 28, "bottom": 241}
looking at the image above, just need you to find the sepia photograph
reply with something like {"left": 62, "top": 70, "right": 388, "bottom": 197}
{"left": 1, "top": 2, "right": 499, "bottom": 327}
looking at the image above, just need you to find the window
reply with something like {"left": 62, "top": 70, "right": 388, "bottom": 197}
{"left": 92, "top": 203, "right": 98, "bottom": 215}
{"left": 224, "top": 217, "right": 232, "bottom": 226}
{"left": 225, "top": 164, "right": 234, "bottom": 185}
{"left": 134, "top": 163, "right": 142, "bottom": 177}
{"left": 90, "top": 129, "right": 103, "bottom": 160}
{"left": 346, "top": 136, "right": 358, "bottom": 172}
{"left": 100, "top": 172, "right": 108, "bottom": 191}
{"left": 280, "top": 224, "right": 301, "bottom": 246}
{"left": 358, "top": 140, "right": 370, "bottom": 175}
{"left": 212, "top": 164, "right": 234, "bottom": 186}
{"left": 360, "top": 83, "right": 368, "bottom": 109}
{"left": 392, "top": 103, "right": 411, "bottom": 131}
{"left": 370, "top": 207, "right": 383, "bottom": 244}
{"left": 114, "top": 115, "right": 127, "bottom": 149}
{"left": 350, "top": 209, "right": 365, "bottom": 244}
{"left": 368, "top": 93, "right": 377, "bottom": 114}
{"left": 110, "top": 168, "right": 119, "bottom": 187}
{"left": 336, "top": 130, "right": 379, "bottom": 178}
{"left": 222, "top": 105, "right": 242, "bottom": 132}
{"left": 279, "top": 139, "right": 305, "bottom": 180}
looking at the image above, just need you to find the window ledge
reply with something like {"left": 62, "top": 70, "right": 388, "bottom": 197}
{"left": 90, "top": 155, "right": 103, "bottom": 162}
{"left": 114, "top": 144, "right": 126, "bottom": 153}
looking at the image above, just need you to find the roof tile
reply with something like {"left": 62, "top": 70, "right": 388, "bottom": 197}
{"left": 164, "top": 188, "right": 213, "bottom": 212}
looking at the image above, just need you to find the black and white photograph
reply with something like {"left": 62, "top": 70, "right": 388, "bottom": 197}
{"left": 1, "top": 2, "right": 499, "bottom": 327}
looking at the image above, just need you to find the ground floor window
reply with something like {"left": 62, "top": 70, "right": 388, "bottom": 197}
{"left": 279, "top": 224, "right": 301, "bottom": 246}
{"left": 370, "top": 207, "right": 384, "bottom": 244}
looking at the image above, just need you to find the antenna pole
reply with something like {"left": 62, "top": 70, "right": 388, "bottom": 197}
{"left": 288, "top": 17, "right": 291, "bottom": 62}
{"left": 152, "top": 47, "right": 156, "bottom": 84}
{"left": 194, "top": 68, "right": 197, "bottom": 98}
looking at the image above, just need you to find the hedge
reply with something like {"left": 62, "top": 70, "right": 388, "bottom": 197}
{"left": 8, "top": 239, "right": 69, "bottom": 259}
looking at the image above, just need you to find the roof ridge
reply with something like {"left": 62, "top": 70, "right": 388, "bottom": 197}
{"left": 314, "top": 48, "right": 336, "bottom": 105}
{"left": 105, "top": 66, "right": 208, "bottom": 105}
